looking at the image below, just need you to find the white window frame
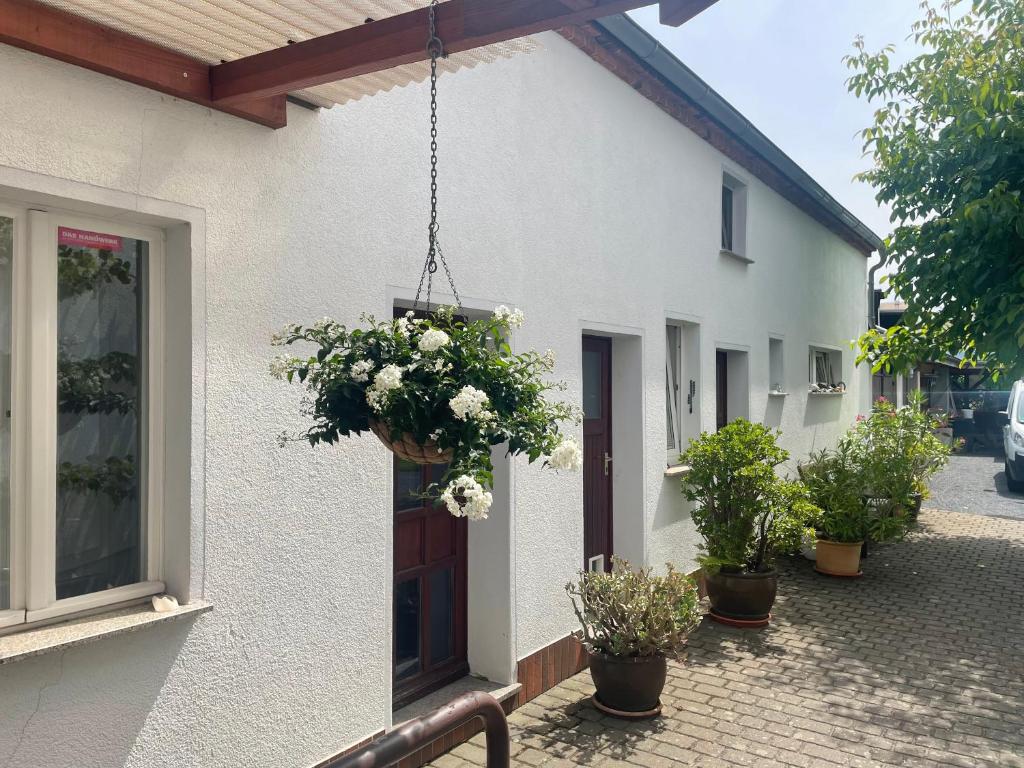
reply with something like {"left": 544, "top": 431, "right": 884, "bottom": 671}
{"left": 0, "top": 203, "right": 165, "bottom": 630}
{"left": 666, "top": 324, "right": 683, "bottom": 464}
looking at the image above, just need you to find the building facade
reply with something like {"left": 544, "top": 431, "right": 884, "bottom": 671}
{"left": 0, "top": 16, "right": 877, "bottom": 768}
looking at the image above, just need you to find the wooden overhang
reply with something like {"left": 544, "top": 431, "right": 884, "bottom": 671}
{"left": 0, "top": 0, "right": 719, "bottom": 130}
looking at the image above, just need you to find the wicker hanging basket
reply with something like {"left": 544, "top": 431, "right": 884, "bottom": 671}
{"left": 369, "top": 419, "right": 454, "bottom": 465}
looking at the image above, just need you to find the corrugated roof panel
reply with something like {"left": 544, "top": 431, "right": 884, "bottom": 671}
{"left": 38, "top": 0, "right": 537, "bottom": 106}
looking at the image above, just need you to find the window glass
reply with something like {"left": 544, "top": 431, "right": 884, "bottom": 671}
{"left": 1017, "top": 387, "right": 1024, "bottom": 423}
{"left": 721, "top": 185, "right": 734, "bottom": 251}
{"left": 56, "top": 227, "right": 146, "bottom": 600}
{"left": 0, "top": 217, "right": 11, "bottom": 610}
{"left": 394, "top": 578, "right": 421, "bottom": 681}
{"left": 428, "top": 567, "right": 454, "bottom": 664}
{"left": 395, "top": 459, "right": 423, "bottom": 511}
{"left": 582, "top": 348, "right": 603, "bottom": 419}
{"left": 666, "top": 327, "right": 680, "bottom": 451}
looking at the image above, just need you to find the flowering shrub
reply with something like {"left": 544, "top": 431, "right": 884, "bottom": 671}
{"left": 271, "top": 305, "right": 581, "bottom": 519}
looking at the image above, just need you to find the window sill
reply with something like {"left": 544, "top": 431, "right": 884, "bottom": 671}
{"left": 808, "top": 390, "right": 846, "bottom": 397}
{"left": 720, "top": 249, "right": 755, "bottom": 265}
{"left": 664, "top": 464, "right": 692, "bottom": 478}
{"left": 0, "top": 599, "right": 212, "bottom": 665}
{"left": 768, "top": 391, "right": 789, "bottom": 397}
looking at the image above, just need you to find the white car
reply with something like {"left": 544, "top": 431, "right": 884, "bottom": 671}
{"left": 1003, "top": 379, "right": 1024, "bottom": 493}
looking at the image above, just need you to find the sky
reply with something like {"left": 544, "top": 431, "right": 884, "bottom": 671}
{"left": 629, "top": 0, "right": 927, "bottom": 247}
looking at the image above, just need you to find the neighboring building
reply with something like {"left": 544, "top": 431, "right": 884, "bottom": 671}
{"left": 0, "top": 5, "right": 881, "bottom": 768}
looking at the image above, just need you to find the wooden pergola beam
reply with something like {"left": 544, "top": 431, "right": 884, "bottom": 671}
{"left": 0, "top": 0, "right": 287, "bottom": 128}
{"left": 211, "top": 0, "right": 719, "bottom": 106}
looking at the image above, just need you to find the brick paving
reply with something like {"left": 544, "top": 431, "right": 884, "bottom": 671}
{"left": 430, "top": 509, "right": 1024, "bottom": 767}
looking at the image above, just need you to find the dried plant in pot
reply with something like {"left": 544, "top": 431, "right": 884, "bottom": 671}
{"left": 565, "top": 558, "right": 700, "bottom": 718}
{"left": 681, "top": 420, "right": 819, "bottom": 627}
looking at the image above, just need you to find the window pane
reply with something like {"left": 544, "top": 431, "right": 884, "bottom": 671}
{"left": 722, "top": 185, "right": 734, "bottom": 251}
{"left": 429, "top": 568, "right": 454, "bottom": 665}
{"left": 582, "top": 348, "right": 602, "bottom": 419}
{"left": 395, "top": 459, "right": 423, "bottom": 511}
{"left": 56, "top": 228, "right": 146, "bottom": 600}
{"left": 666, "top": 327, "right": 680, "bottom": 451}
{"left": 0, "top": 217, "right": 11, "bottom": 610}
{"left": 395, "top": 578, "right": 421, "bottom": 681}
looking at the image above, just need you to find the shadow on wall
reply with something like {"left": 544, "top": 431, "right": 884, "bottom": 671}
{"left": 803, "top": 394, "right": 842, "bottom": 426}
{"left": 0, "top": 618, "right": 195, "bottom": 766}
{"left": 763, "top": 396, "right": 784, "bottom": 429}
{"left": 652, "top": 477, "right": 691, "bottom": 533}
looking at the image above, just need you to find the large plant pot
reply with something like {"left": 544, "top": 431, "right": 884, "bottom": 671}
{"left": 704, "top": 570, "right": 777, "bottom": 628}
{"left": 815, "top": 539, "right": 863, "bottom": 577}
{"left": 589, "top": 652, "right": 666, "bottom": 718}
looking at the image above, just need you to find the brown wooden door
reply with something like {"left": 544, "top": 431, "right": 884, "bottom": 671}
{"left": 393, "top": 458, "right": 468, "bottom": 708}
{"left": 582, "top": 336, "right": 612, "bottom": 572}
{"left": 716, "top": 350, "right": 728, "bottom": 430}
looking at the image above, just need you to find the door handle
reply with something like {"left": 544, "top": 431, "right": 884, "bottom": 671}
{"left": 604, "top": 452, "right": 613, "bottom": 477}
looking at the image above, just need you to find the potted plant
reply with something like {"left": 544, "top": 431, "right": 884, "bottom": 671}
{"left": 565, "top": 558, "right": 700, "bottom": 718}
{"left": 271, "top": 306, "right": 581, "bottom": 519}
{"left": 680, "top": 420, "right": 818, "bottom": 626}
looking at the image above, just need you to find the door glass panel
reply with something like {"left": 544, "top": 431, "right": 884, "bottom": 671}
{"left": 394, "top": 577, "right": 421, "bottom": 681}
{"left": 0, "top": 217, "right": 11, "bottom": 610}
{"left": 582, "top": 347, "right": 603, "bottom": 419}
{"left": 429, "top": 568, "right": 454, "bottom": 664}
{"left": 395, "top": 459, "right": 423, "bottom": 511}
{"left": 56, "top": 227, "right": 146, "bottom": 600}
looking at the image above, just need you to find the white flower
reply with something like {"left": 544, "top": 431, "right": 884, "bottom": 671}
{"left": 269, "top": 355, "right": 298, "bottom": 380}
{"left": 271, "top": 323, "right": 301, "bottom": 346}
{"left": 350, "top": 359, "right": 374, "bottom": 383}
{"left": 396, "top": 317, "right": 411, "bottom": 338}
{"left": 440, "top": 475, "right": 493, "bottom": 521}
{"left": 373, "top": 364, "right": 404, "bottom": 392}
{"left": 493, "top": 305, "right": 525, "bottom": 328}
{"left": 542, "top": 349, "right": 556, "bottom": 368}
{"left": 450, "top": 385, "right": 489, "bottom": 420}
{"left": 418, "top": 328, "right": 451, "bottom": 353}
{"left": 548, "top": 438, "right": 583, "bottom": 471}
{"left": 312, "top": 317, "right": 335, "bottom": 333}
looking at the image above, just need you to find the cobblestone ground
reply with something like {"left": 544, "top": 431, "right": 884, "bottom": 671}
{"left": 431, "top": 509, "right": 1024, "bottom": 767}
{"left": 927, "top": 450, "right": 1024, "bottom": 521}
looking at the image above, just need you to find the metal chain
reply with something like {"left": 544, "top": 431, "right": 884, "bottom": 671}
{"left": 414, "top": 0, "right": 462, "bottom": 312}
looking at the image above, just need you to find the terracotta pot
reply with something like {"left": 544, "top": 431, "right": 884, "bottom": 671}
{"left": 815, "top": 539, "right": 863, "bottom": 576}
{"left": 704, "top": 570, "right": 778, "bottom": 626}
{"left": 589, "top": 652, "right": 666, "bottom": 715}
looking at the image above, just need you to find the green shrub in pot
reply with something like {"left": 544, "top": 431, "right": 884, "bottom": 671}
{"left": 565, "top": 558, "right": 699, "bottom": 716}
{"left": 680, "top": 419, "right": 818, "bottom": 625}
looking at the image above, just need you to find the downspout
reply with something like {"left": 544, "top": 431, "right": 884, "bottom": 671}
{"left": 867, "top": 248, "right": 886, "bottom": 330}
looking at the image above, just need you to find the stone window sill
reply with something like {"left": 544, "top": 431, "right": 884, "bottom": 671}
{"left": 0, "top": 599, "right": 212, "bottom": 665}
{"left": 664, "top": 464, "right": 692, "bottom": 478}
{"left": 808, "top": 391, "right": 846, "bottom": 397}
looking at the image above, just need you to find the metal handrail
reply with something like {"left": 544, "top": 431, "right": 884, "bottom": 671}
{"left": 332, "top": 691, "right": 510, "bottom": 768}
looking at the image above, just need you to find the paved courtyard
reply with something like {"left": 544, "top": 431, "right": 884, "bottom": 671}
{"left": 927, "top": 450, "right": 1024, "bottom": 520}
{"left": 431, "top": 508, "right": 1024, "bottom": 767}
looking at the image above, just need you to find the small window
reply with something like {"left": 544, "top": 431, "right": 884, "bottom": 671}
{"left": 809, "top": 347, "right": 843, "bottom": 391}
{"left": 721, "top": 172, "right": 748, "bottom": 257}
{"left": 666, "top": 325, "right": 682, "bottom": 458}
{"left": 769, "top": 338, "right": 784, "bottom": 394}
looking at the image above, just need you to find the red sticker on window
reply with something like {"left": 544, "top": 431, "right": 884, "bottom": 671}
{"left": 58, "top": 227, "right": 123, "bottom": 252}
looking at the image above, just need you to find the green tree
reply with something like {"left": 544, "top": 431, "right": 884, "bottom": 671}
{"left": 847, "top": 0, "right": 1024, "bottom": 377}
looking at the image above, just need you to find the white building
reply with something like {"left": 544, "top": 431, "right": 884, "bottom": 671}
{"left": 0, "top": 5, "right": 880, "bottom": 767}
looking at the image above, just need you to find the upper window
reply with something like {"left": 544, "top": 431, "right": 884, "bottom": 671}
{"left": 721, "top": 172, "right": 748, "bottom": 257}
{"left": 0, "top": 205, "right": 165, "bottom": 631}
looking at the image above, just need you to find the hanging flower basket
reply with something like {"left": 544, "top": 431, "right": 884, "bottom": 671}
{"left": 271, "top": 306, "right": 582, "bottom": 519}
{"left": 368, "top": 419, "right": 454, "bottom": 464}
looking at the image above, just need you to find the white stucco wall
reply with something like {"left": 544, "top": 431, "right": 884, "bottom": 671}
{"left": 0, "top": 29, "right": 869, "bottom": 768}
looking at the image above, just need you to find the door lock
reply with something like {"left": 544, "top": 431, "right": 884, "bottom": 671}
{"left": 603, "top": 452, "right": 613, "bottom": 477}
